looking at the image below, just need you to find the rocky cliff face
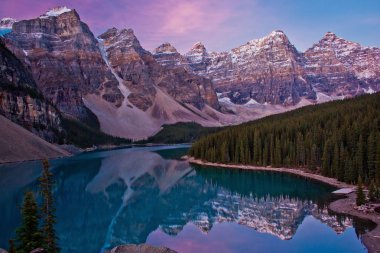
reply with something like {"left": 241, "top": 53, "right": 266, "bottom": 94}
{"left": 153, "top": 42, "right": 189, "bottom": 70}
{"left": 99, "top": 28, "right": 219, "bottom": 111}
{"left": 2, "top": 7, "right": 379, "bottom": 140}
{"left": 154, "top": 30, "right": 380, "bottom": 106}
{"left": 78, "top": 27, "right": 222, "bottom": 139}
{"left": 154, "top": 31, "right": 315, "bottom": 105}
{"left": 0, "top": 40, "right": 62, "bottom": 142}
{"left": 2, "top": 7, "right": 122, "bottom": 120}
{"left": 304, "top": 32, "right": 380, "bottom": 97}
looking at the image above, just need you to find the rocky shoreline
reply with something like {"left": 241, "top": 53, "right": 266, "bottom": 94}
{"left": 185, "top": 156, "right": 380, "bottom": 253}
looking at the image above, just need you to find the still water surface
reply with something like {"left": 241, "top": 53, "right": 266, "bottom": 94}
{"left": 0, "top": 145, "right": 375, "bottom": 253}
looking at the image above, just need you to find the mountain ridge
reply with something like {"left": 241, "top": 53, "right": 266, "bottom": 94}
{"left": 1, "top": 6, "right": 379, "bottom": 141}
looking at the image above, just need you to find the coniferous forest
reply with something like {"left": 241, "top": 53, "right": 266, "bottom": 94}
{"left": 190, "top": 93, "right": 380, "bottom": 184}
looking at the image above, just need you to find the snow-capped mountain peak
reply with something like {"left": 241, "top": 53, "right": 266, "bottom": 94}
{"left": 153, "top": 42, "right": 178, "bottom": 55}
{"left": 40, "top": 6, "right": 72, "bottom": 18}
{"left": 0, "top": 17, "right": 16, "bottom": 29}
{"left": 187, "top": 42, "right": 207, "bottom": 54}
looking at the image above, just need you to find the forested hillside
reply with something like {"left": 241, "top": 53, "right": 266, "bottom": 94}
{"left": 145, "top": 122, "right": 221, "bottom": 144}
{"left": 190, "top": 93, "right": 380, "bottom": 184}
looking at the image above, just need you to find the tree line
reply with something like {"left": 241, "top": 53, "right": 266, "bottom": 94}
{"left": 8, "top": 160, "right": 59, "bottom": 253}
{"left": 190, "top": 93, "right": 380, "bottom": 185}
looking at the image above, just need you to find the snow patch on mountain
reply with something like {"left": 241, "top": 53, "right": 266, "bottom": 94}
{"left": 97, "top": 38, "right": 131, "bottom": 99}
{"left": 356, "top": 69, "right": 376, "bottom": 80}
{"left": 0, "top": 17, "right": 16, "bottom": 28}
{"left": 363, "top": 87, "right": 375, "bottom": 94}
{"left": 40, "top": 6, "right": 71, "bottom": 18}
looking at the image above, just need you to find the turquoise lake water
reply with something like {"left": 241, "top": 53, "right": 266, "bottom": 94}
{"left": 0, "top": 145, "right": 375, "bottom": 253}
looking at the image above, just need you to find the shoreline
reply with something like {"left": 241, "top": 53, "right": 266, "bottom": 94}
{"left": 186, "top": 156, "right": 353, "bottom": 188}
{"left": 186, "top": 156, "right": 380, "bottom": 253}
{"left": 0, "top": 143, "right": 192, "bottom": 165}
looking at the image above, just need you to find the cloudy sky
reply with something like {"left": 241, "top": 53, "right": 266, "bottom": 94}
{"left": 1, "top": 0, "right": 379, "bottom": 53}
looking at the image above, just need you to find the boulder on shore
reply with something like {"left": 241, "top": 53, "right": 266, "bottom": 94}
{"left": 107, "top": 244, "right": 177, "bottom": 253}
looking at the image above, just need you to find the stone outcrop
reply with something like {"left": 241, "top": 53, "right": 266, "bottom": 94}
{"left": 2, "top": 7, "right": 122, "bottom": 120}
{"left": 0, "top": 40, "right": 62, "bottom": 141}
{"left": 107, "top": 244, "right": 177, "bottom": 253}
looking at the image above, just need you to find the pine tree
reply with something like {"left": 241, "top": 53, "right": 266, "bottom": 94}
{"left": 376, "top": 133, "right": 380, "bottom": 183}
{"left": 356, "top": 135, "right": 365, "bottom": 180}
{"left": 8, "top": 239, "right": 16, "bottom": 253}
{"left": 15, "top": 191, "right": 43, "bottom": 253}
{"left": 322, "top": 141, "right": 331, "bottom": 176}
{"left": 189, "top": 93, "right": 380, "bottom": 185}
{"left": 220, "top": 141, "right": 229, "bottom": 163}
{"left": 368, "top": 181, "right": 377, "bottom": 202}
{"left": 39, "top": 160, "right": 59, "bottom": 253}
{"left": 337, "top": 144, "right": 346, "bottom": 181}
{"left": 367, "top": 132, "right": 376, "bottom": 179}
{"left": 332, "top": 143, "right": 339, "bottom": 178}
{"left": 356, "top": 177, "right": 366, "bottom": 206}
{"left": 253, "top": 130, "right": 260, "bottom": 164}
{"left": 309, "top": 144, "right": 318, "bottom": 171}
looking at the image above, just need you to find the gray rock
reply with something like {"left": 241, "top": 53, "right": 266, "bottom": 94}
{"left": 30, "top": 248, "right": 46, "bottom": 253}
{"left": 107, "top": 244, "right": 177, "bottom": 253}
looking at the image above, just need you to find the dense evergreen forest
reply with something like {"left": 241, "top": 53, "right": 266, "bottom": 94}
{"left": 145, "top": 122, "right": 221, "bottom": 144}
{"left": 190, "top": 93, "right": 380, "bottom": 184}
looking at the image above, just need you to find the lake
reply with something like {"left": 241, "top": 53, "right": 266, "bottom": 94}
{"left": 0, "top": 145, "right": 375, "bottom": 253}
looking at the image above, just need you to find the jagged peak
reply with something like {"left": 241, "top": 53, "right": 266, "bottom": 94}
{"left": 323, "top": 31, "right": 338, "bottom": 40}
{"left": 319, "top": 31, "right": 360, "bottom": 47}
{"left": 99, "top": 27, "right": 136, "bottom": 40}
{"left": 245, "top": 30, "right": 291, "bottom": 47}
{"left": 263, "top": 30, "right": 289, "bottom": 42}
{"left": 305, "top": 31, "right": 363, "bottom": 53}
{"left": 269, "top": 30, "right": 286, "bottom": 37}
{"left": 119, "top": 28, "right": 136, "bottom": 36}
{"left": 186, "top": 42, "right": 207, "bottom": 56}
{"left": 0, "top": 17, "right": 16, "bottom": 22}
{"left": 153, "top": 42, "right": 178, "bottom": 55}
{"left": 0, "top": 17, "right": 16, "bottom": 28}
{"left": 191, "top": 41, "right": 206, "bottom": 50}
{"left": 40, "top": 6, "right": 73, "bottom": 18}
{"left": 99, "top": 27, "right": 144, "bottom": 52}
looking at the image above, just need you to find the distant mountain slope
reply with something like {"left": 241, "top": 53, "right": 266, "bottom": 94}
{"left": 0, "top": 115, "right": 69, "bottom": 163}
{"left": 2, "top": 8, "right": 122, "bottom": 121}
{"left": 1, "top": 7, "right": 379, "bottom": 141}
{"left": 154, "top": 31, "right": 380, "bottom": 106}
{"left": 190, "top": 93, "right": 380, "bottom": 184}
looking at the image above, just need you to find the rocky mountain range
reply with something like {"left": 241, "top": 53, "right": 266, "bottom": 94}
{"left": 154, "top": 30, "right": 380, "bottom": 105}
{"left": 0, "top": 6, "right": 379, "bottom": 141}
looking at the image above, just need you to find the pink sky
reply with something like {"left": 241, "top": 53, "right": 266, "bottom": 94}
{"left": 1, "top": 0, "right": 379, "bottom": 53}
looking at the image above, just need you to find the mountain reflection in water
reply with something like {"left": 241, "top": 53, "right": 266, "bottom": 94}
{"left": 0, "top": 146, "right": 374, "bottom": 253}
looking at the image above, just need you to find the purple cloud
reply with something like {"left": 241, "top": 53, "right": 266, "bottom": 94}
{"left": 1, "top": 0, "right": 379, "bottom": 53}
